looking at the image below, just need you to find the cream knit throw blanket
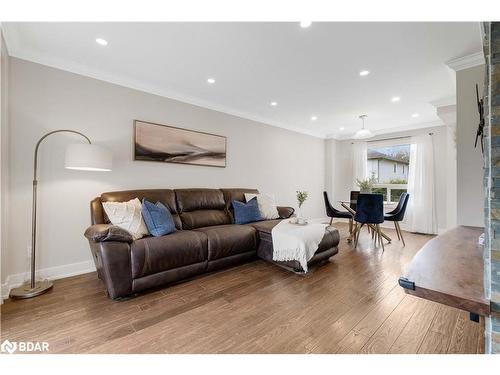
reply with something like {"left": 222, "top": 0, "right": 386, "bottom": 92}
{"left": 271, "top": 219, "right": 327, "bottom": 272}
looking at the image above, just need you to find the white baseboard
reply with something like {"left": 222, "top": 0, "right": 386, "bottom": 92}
{"left": 1, "top": 260, "right": 96, "bottom": 302}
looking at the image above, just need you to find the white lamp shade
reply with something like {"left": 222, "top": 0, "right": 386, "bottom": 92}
{"left": 65, "top": 143, "right": 112, "bottom": 171}
{"left": 353, "top": 129, "right": 373, "bottom": 139}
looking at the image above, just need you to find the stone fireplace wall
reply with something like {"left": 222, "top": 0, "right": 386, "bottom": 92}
{"left": 484, "top": 21, "right": 500, "bottom": 354}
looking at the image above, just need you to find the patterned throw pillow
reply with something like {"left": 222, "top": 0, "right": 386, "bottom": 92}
{"left": 141, "top": 199, "right": 177, "bottom": 237}
{"left": 232, "top": 197, "right": 263, "bottom": 224}
{"left": 244, "top": 193, "right": 279, "bottom": 220}
{"left": 102, "top": 198, "right": 149, "bottom": 240}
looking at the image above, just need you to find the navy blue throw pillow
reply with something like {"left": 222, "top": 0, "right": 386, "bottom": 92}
{"left": 232, "top": 197, "right": 263, "bottom": 224}
{"left": 141, "top": 199, "right": 177, "bottom": 237}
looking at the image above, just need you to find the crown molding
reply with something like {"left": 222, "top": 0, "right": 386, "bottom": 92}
{"left": 430, "top": 96, "right": 456, "bottom": 108}
{"left": 446, "top": 52, "right": 485, "bottom": 71}
{"left": 326, "top": 120, "right": 444, "bottom": 140}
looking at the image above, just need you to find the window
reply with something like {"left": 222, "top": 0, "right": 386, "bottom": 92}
{"left": 367, "top": 142, "right": 410, "bottom": 206}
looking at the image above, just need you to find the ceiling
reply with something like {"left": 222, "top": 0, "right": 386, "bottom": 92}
{"left": 3, "top": 22, "right": 482, "bottom": 138}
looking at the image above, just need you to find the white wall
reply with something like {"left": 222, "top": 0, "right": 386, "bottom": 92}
{"left": 456, "top": 65, "right": 485, "bottom": 227}
{"left": 324, "top": 138, "right": 337, "bottom": 202}
{"left": 1, "top": 30, "right": 9, "bottom": 292}
{"left": 3, "top": 57, "right": 326, "bottom": 287}
{"left": 325, "top": 126, "right": 450, "bottom": 233}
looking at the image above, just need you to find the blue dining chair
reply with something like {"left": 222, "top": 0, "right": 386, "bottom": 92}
{"left": 323, "top": 191, "right": 352, "bottom": 226}
{"left": 354, "top": 193, "right": 385, "bottom": 251}
{"left": 384, "top": 193, "right": 410, "bottom": 246}
{"left": 350, "top": 191, "right": 360, "bottom": 212}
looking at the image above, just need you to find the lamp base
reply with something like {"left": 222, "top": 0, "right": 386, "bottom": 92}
{"left": 9, "top": 280, "right": 53, "bottom": 299}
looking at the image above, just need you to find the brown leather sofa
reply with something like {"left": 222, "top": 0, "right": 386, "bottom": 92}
{"left": 84, "top": 188, "right": 339, "bottom": 299}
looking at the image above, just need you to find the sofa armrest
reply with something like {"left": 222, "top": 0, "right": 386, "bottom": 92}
{"left": 277, "top": 206, "right": 295, "bottom": 219}
{"left": 84, "top": 224, "right": 133, "bottom": 243}
{"left": 84, "top": 225, "right": 134, "bottom": 299}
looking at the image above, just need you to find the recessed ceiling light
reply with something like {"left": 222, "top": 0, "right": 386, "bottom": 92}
{"left": 300, "top": 21, "right": 312, "bottom": 28}
{"left": 391, "top": 96, "right": 401, "bottom": 102}
{"left": 311, "top": 116, "right": 318, "bottom": 121}
{"left": 359, "top": 70, "right": 370, "bottom": 76}
{"left": 411, "top": 113, "right": 420, "bottom": 118}
{"left": 95, "top": 38, "right": 108, "bottom": 46}
{"left": 339, "top": 127, "right": 345, "bottom": 131}
{"left": 270, "top": 101, "right": 278, "bottom": 106}
{"left": 207, "top": 78, "right": 215, "bottom": 84}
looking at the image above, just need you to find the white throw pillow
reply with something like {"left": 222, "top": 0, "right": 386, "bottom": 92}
{"left": 244, "top": 193, "right": 280, "bottom": 220}
{"left": 102, "top": 198, "right": 149, "bottom": 240}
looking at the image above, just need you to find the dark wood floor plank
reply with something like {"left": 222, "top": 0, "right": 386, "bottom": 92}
{"left": 417, "top": 331, "right": 452, "bottom": 354}
{"left": 448, "top": 310, "right": 481, "bottom": 354}
{"left": 389, "top": 299, "right": 439, "bottom": 353}
{"left": 359, "top": 295, "right": 419, "bottom": 354}
{"left": 352, "top": 284, "right": 406, "bottom": 338}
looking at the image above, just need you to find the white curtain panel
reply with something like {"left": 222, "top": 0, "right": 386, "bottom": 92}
{"left": 407, "top": 134, "right": 438, "bottom": 234}
{"left": 352, "top": 141, "right": 368, "bottom": 189}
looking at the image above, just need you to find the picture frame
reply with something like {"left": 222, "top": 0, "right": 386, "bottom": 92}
{"left": 134, "top": 120, "right": 227, "bottom": 168}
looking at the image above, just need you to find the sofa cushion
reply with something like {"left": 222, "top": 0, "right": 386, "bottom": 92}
{"left": 100, "top": 189, "right": 182, "bottom": 229}
{"left": 244, "top": 193, "right": 280, "bottom": 220}
{"left": 220, "top": 188, "right": 259, "bottom": 223}
{"left": 141, "top": 199, "right": 176, "bottom": 237}
{"left": 194, "top": 224, "right": 257, "bottom": 260}
{"left": 130, "top": 231, "right": 208, "bottom": 278}
{"left": 180, "top": 210, "right": 231, "bottom": 230}
{"left": 175, "top": 189, "right": 231, "bottom": 229}
{"left": 220, "top": 188, "right": 259, "bottom": 211}
{"left": 175, "top": 188, "right": 226, "bottom": 212}
{"left": 232, "top": 197, "right": 263, "bottom": 224}
{"left": 102, "top": 198, "right": 149, "bottom": 240}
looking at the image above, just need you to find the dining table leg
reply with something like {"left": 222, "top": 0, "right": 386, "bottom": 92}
{"left": 347, "top": 218, "right": 354, "bottom": 242}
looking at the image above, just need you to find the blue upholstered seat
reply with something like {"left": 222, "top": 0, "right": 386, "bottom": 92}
{"left": 354, "top": 194, "right": 384, "bottom": 224}
{"left": 384, "top": 193, "right": 410, "bottom": 246}
{"left": 353, "top": 193, "right": 385, "bottom": 251}
{"left": 323, "top": 191, "right": 352, "bottom": 225}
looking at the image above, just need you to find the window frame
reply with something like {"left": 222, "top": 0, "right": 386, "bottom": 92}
{"left": 367, "top": 139, "right": 410, "bottom": 207}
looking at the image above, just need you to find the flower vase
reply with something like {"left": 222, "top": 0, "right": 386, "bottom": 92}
{"left": 296, "top": 206, "right": 305, "bottom": 224}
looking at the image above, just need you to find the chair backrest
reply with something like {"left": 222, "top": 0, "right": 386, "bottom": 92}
{"left": 354, "top": 193, "right": 384, "bottom": 224}
{"left": 323, "top": 191, "right": 335, "bottom": 217}
{"left": 350, "top": 191, "right": 360, "bottom": 211}
{"left": 391, "top": 193, "right": 410, "bottom": 221}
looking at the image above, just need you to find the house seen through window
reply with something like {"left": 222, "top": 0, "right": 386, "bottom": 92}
{"left": 367, "top": 143, "right": 410, "bottom": 205}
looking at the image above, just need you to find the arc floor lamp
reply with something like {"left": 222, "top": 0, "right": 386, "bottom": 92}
{"left": 9, "top": 129, "right": 112, "bottom": 299}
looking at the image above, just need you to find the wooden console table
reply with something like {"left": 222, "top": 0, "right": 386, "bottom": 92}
{"left": 398, "top": 226, "right": 490, "bottom": 321}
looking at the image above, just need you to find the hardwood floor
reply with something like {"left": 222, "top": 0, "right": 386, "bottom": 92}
{"left": 0, "top": 222, "right": 485, "bottom": 354}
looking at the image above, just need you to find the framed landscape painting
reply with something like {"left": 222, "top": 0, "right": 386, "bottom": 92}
{"left": 134, "top": 120, "right": 227, "bottom": 168}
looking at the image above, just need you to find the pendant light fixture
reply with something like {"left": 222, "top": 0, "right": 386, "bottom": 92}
{"left": 353, "top": 114, "right": 373, "bottom": 139}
